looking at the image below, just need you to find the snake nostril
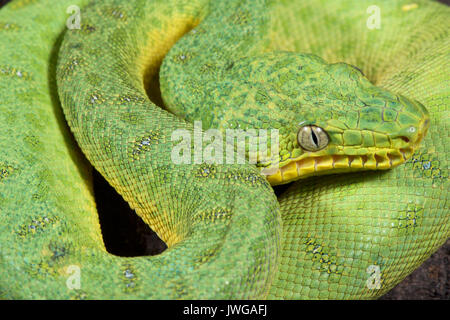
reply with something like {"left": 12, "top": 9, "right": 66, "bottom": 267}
{"left": 400, "top": 136, "right": 410, "bottom": 143}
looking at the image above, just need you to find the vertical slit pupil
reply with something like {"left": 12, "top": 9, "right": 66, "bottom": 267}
{"left": 311, "top": 128, "right": 319, "bottom": 147}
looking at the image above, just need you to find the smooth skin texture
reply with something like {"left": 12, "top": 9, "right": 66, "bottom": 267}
{"left": 0, "top": 0, "right": 448, "bottom": 299}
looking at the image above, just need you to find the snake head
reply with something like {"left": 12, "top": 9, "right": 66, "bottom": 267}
{"left": 162, "top": 50, "right": 429, "bottom": 185}
{"left": 255, "top": 54, "right": 430, "bottom": 185}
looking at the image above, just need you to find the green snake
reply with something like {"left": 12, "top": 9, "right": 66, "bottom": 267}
{"left": 0, "top": 0, "right": 448, "bottom": 299}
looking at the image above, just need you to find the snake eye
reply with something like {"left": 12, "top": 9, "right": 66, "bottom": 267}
{"left": 297, "top": 125, "right": 329, "bottom": 152}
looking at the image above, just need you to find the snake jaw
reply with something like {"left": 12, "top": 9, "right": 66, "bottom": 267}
{"left": 264, "top": 129, "right": 431, "bottom": 184}
{"left": 263, "top": 107, "right": 430, "bottom": 186}
{"left": 265, "top": 151, "right": 399, "bottom": 185}
{"left": 264, "top": 148, "right": 408, "bottom": 185}
{"left": 265, "top": 140, "right": 424, "bottom": 184}
{"left": 264, "top": 136, "right": 427, "bottom": 186}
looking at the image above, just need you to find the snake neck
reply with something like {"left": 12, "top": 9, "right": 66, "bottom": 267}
{"left": 159, "top": 0, "right": 271, "bottom": 126}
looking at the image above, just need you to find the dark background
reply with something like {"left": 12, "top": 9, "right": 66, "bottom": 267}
{"left": 0, "top": 0, "right": 448, "bottom": 300}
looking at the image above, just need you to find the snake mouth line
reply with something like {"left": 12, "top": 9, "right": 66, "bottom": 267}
{"left": 265, "top": 115, "right": 429, "bottom": 186}
{"left": 265, "top": 147, "right": 414, "bottom": 185}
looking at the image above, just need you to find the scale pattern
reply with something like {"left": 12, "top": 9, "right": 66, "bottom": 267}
{"left": 0, "top": 0, "right": 448, "bottom": 299}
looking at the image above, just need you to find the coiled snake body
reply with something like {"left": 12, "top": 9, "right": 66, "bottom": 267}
{"left": 0, "top": 0, "right": 448, "bottom": 299}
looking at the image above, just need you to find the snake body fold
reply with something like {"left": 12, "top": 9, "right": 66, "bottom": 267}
{"left": 0, "top": 0, "right": 448, "bottom": 299}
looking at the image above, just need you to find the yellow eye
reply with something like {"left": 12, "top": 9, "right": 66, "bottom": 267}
{"left": 297, "top": 125, "right": 329, "bottom": 151}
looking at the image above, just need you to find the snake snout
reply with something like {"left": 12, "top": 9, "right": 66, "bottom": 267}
{"left": 390, "top": 100, "right": 430, "bottom": 163}
{"left": 404, "top": 106, "right": 429, "bottom": 145}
